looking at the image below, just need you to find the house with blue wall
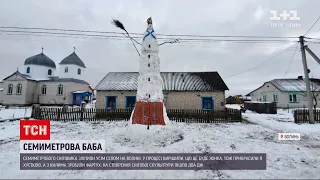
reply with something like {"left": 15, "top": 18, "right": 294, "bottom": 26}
{"left": 94, "top": 72, "right": 229, "bottom": 110}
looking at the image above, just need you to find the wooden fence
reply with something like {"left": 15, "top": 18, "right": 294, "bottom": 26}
{"left": 294, "top": 109, "right": 320, "bottom": 123}
{"left": 31, "top": 107, "right": 242, "bottom": 123}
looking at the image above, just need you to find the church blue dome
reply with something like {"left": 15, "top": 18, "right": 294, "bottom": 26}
{"left": 24, "top": 52, "right": 56, "bottom": 68}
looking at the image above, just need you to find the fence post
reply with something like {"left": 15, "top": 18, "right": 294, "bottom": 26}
{"left": 80, "top": 102, "right": 86, "bottom": 121}
{"left": 207, "top": 110, "right": 210, "bottom": 123}
{"left": 294, "top": 110, "right": 297, "bottom": 123}
{"left": 32, "top": 104, "right": 40, "bottom": 119}
{"left": 225, "top": 108, "right": 228, "bottom": 121}
{"left": 57, "top": 108, "right": 61, "bottom": 121}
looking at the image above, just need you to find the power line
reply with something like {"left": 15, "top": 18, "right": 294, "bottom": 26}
{"left": 0, "top": 26, "right": 299, "bottom": 39}
{"left": 305, "top": 37, "right": 320, "bottom": 41}
{"left": 0, "top": 30, "right": 299, "bottom": 44}
{"left": 283, "top": 43, "right": 299, "bottom": 78}
{"left": 304, "top": 16, "right": 320, "bottom": 36}
{"left": 224, "top": 43, "right": 298, "bottom": 79}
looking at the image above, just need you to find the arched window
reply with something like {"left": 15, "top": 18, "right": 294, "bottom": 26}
{"left": 57, "top": 84, "right": 63, "bottom": 95}
{"left": 16, "top": 83, "right": 22, "bottom": 94}
{"left": 26, "top": 67, "right": 30, "bottom": 73}
{"left": 65, "top": 67, "right": 68, "bottom": 73}
{"left": 48, "top": 69, "right": 52, "bottom": 75}
{"left": 77, "top": 68, "right": 81, "bottom": 75}
{"left": 41, "top": 85, "right": 47, "bottom": 95}
{"left": 7, "top": 84, "right": 13, "bottom": 95}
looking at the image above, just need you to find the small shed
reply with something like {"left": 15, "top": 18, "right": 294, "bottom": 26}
{"left": 72, "top": 91, "right": 93, "bottom": 105}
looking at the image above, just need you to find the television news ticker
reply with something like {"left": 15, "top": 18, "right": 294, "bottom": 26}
{"left": 19, "top": 119, "right": 267, "bottom": 170}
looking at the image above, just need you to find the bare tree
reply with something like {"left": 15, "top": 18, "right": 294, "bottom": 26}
{"left": 301, "top": 80, "right": 320, "bottom": 110}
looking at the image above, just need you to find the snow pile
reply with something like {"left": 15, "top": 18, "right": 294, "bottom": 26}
{"left": 115, "top": 123, "right": 183, "bottom": 150}
{"left": 0, "top": 107, "right": 32, "bottom": 120}
{"left": 226, "top": 104, "right": 242, "bottom": 110}
{"left": 226, "top": 104, "right": 320, "bottom": 141}
{"left": 243, "top": 110, "right": 320, "bottom": 141}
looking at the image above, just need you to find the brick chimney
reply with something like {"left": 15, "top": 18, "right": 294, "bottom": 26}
{"left": 298, "top": 76, "right": 303, "bottom": 80}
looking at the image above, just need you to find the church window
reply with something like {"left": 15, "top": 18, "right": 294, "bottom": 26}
{"left": 16, "top": 83, "right": 22, "bottom": 95}
{"left": 7, "top": 84, "right": 13, "bottom": 95}
{"left": 148, "top": 63, "right": 150, "bottom": 67}
{"left": 148, "top": 44, "right": 151, "bottom": 48}
{"left": 148, "top": 55, "right": 150, "bottom": 58}
{"left": 65, "top": 67, "right": 68, "bottom": 73}
{"left": 48, "top": 69, "right": 52, "bottom": 75}
{"left": 41, "top": 85, "right": 47, "bottom": 95}
{"left": 26, "top": 67, "right": 30, "bottom": 73}
{"left": 148, "top": 78, "right": 150, "bottom": 81}
{"left": 78, "top": 68, "right": 81, "bottom": 75}
{"left": 149, "top": 94, "right": 150, "bottom": 98}
{"left": 57, "top": 84, "right": 63, "bottom": 95}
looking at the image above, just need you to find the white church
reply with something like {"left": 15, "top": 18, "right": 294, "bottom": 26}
{"left": 0, "top": 49, "right": 93, "bottom": 106}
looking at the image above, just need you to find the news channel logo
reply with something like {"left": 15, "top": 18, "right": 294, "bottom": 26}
{"left": 270, "top": 10, "right": 301, "bottom": 28}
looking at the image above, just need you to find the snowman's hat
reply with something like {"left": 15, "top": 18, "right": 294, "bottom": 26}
{"left": 147, "top": 17, "right": 152, "bottom": 24}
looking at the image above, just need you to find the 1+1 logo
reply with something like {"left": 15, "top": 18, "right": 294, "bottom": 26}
{"left": 270, "top": 10, "right": 300, "bottom": 21}
{"left": 269, "top": 10, "right": 300, "bottom": 28}
{"left": 20, "top": 120, "right": 50, "bottom": 140}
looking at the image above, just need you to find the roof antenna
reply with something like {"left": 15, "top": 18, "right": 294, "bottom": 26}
{"left": 73, "top": 46, "right": 76, "bottom": 53}
{"left": 41, "top": 47, "right": 44, "bottom": 53}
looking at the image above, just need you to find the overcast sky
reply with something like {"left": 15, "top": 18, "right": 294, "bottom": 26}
{"left": 1, "top": 0, "right": 320, "bottom": 96}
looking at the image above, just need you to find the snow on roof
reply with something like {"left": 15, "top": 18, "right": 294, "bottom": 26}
{"left": 72, "top": 91, "right": 88, "bottom": 93}
{"left": 25, "top": 76, "right": 50, "bottom": 81}
{"left": 0, "top": 88, "right": 3, "bottom": 91}
{"left": 247, "top": 78, "right": 320, "bottom": 96}
{"left": 95, "top": 72, "right": 229, "bottom": 91}
{"left": 246, "top": 101, "right": 273, "bottom": 104}
{"left": 270, "top": 79, "right": 320, "bottom": 91}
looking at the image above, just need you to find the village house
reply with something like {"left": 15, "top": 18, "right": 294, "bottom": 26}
{"left": 0, "top": 49, "right": 93, "bottom": 106}
{"left": 246, "top": 76, "right": 320, "bottom": 108}
{"left": 95, "top": 72, "right": 229, "bottom": 110}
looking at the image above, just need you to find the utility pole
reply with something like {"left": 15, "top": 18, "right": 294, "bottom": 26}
{"left": 299, "top": 36, "right": 315, "bottom": 124}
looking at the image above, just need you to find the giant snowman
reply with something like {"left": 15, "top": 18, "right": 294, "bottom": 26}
{"left": 129, "top": 17, "right": 170, "bottom": 128}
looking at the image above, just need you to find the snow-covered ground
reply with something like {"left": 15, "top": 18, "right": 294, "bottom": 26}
{"left": 1, "top": 120, "right": 320, "bottom": 178}
{"left": 0, "top": 107, "right": 32, "bottom": 121}
{"left": 0, "top": 104, "right": 319, "bottom": 179}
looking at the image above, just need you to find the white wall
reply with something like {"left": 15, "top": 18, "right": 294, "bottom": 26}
{"left": 1, "top": 75, "right": 28, "bottom": 105}
{"left": 23, "top": 65, "right": 56, "bottom": 80}
{"left": 0, "top": 82, "right": 4, "bottom": 104}
{"left": 58, "top": 64, "right": 85, "bottom": 79}
{"left": 36, "top": 81, "right": 90, "bottom": 105}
